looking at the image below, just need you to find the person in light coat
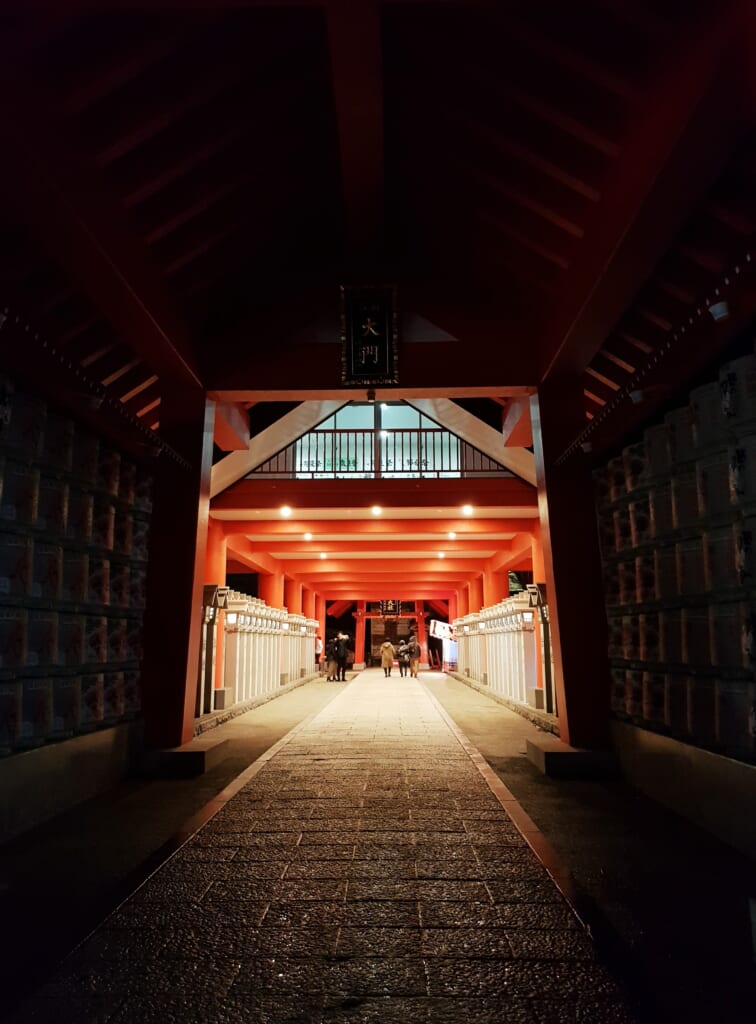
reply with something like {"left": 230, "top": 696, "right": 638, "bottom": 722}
{"left": 380, "top": 639, "right": 395, "bottom": 677}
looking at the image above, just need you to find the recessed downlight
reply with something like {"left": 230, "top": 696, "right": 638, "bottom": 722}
{"left": 371, "top": 505, "right": 382, "bottom": 516}
{"left": 304, "top": 532, "right": 313, "bottom": 541}
{"left": 462, "top": 504, "right": 474, "bottom": 516}
{"left": 280, "top": 505, "right": 293, "bottom": 518}
{"left": 448, "top": 531, "right": 456, "bottom": 540}
{"left": 438, "top": 552, "right": 446, "bottom": 559}
{"left": 320, "top": 552, "right": 327, "bottom": 560}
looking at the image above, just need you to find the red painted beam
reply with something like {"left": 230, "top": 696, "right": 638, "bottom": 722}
{"left": 212, "top": 476, "right": 538, "bottom": 512}
{"left": 217, "top": 518, "right": 536, "bottom": 542}
{"left": 500, "top": 398, "right": 533, "bottom": 447}
{"left": 326, "top": 600, "right": 354, "bottom": 619}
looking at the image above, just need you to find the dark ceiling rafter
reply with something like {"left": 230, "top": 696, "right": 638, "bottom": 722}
{"left": 325, "top": 0, "right": 384, "bottom": 257}
{"left": 0, "top": 73, "right": 202, "bottom": 390}
{"left": 539, "top": 1, "right": 746, "bottom": 383}
{"left": 562, "top": 247, "right": 756, "bottom": 464}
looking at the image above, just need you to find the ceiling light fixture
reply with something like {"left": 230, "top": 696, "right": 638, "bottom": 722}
{"left": 448, "top": 531, "right": 456, "bottom": 540}
{"left": 371, "top": 505, "right": 382, "bottom": 516}
{"left": 462, "top": 504, "right": 473, "bottom": 516}
{"left": 320, "top": 552, "right": 327, "bottom": 560}
{"left": 280, "top": 505, "right": 292, "bottom": 518}
{"left": 304, "top": 532, "right": 313, "bottom": 541}
{"left": 438, "top": 552, "right": 445, "bottom": 559}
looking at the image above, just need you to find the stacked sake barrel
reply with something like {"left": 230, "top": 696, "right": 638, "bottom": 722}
{"left": 596, "top": 350, "right": 756, "bottom": 762}
{"left": 0, "top": 377, "right": 153, "bottom": 755}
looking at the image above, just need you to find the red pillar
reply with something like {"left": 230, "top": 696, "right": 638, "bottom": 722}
{"left": 531, "top": 527, "right": 546, "bottom": 582}
{"left": 448, "top": 593, "right": 458, "bottom": 624}
{"left": 141, "top": 389, "right": 215, "bottom": 749}
{"left": 204, "top": 519, "right": 228, "bottom": 695}
{"left": 204, "top": 518, "right": 227, "bottom": 585}
{"left": 531, "top": 379, "right": 610, "bottom": 748}
{"left": 258, "top": 571, "right": 284, "bottom": 608}
{"left": 530, "top": 527, "right": 547, "bottom": 696}
{"left": 468, "top": 575, "right": 484, "bottom": 613}
{"left": 457, "top": 586, "right": 469, "bottom": 618}
{"left": 414, "top": 600, "right": 427, "bottom": 666}
{"left": 284, "top": 578, "right": 303, "bottom": 615}
{"left": 354, "top": 600, "right": 367, "bottom": 667}
{"left": 315, "top": 594, "right": 326, "bottom": 640}
{"left": 483, "top": 566, "right": 509, "bottom": 607}
{"left": 302, "top": 587, "right": 316, "bottom": 620}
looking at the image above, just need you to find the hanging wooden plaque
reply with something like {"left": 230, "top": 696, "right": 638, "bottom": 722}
{"left": 340, "top": 285, "right": 398, "bottom": 385}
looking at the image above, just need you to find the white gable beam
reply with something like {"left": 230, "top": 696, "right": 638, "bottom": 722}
{"left": 210, "top": 400, "right": 348, "bottom": 498}
{"left": 405, "top": 398, "right": 537, "bottom": 487}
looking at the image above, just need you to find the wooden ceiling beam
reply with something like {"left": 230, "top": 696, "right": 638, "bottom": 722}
{"left": 91, "top": 57, "right": 252, "bottom": 170}
{"left": 213, "top": 401, "right": 251, "bottom": 452}
{"left": 0, "top": 73, "right": 202, "bottom": 388}
{"left": 583, "top": 370, "right": 619, "bottom": 404}
{"left": 500, "top": 17, "right": 640, "bottom": 101}
{"left": 578, "top": 255, "right": 756, "bottom": 460}
{"left": 61, "top": 25, "right": 192, "bottom": 116}
{"left": 539, "top": 6, "right": 746, "bottom": 382}
{"left": 469, "top": 118, "right": 601, "bottom": 202}
{"left": 325, "top": 0, "right": 384, "bottom": 256}
{"left": 88, "top": 346, "right": 141, "bottom": 385}
{"left": 124, "top": 380, "right": 161, "bottom": 417}
{"left": 587, "top": 352, "right": 632, "bottom": 389}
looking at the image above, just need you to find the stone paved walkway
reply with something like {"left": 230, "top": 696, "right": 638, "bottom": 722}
{"left": 10, "top": 672, "right": 637, "bottom": 1024}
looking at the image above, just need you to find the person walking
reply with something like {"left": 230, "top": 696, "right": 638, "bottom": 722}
{"left": 314, "top": 633, "right": 323, "bottom": 671}
{"left": 397, "top": 640, "right": 410, "bottom": 678}
{"left": 380, "top": 639, "right": 395, "bottom": 677}
{"left": 407, "top": 634, "right": 421, "bottom": 678}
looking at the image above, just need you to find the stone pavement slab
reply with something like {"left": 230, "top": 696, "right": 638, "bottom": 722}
{"left": 8, "top": 671, "right": 638, "bottom": 1024}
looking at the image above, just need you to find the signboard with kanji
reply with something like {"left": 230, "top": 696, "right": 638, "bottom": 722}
{"left": 341, "top": 285, "right": 398, "bottom": 385}
{"left": 379, "top": 599, "right": 401, "bottom": 617}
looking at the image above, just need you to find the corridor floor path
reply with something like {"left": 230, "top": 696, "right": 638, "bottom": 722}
{"left": 10, "top": 671, "right": 637, "bottom": 1024}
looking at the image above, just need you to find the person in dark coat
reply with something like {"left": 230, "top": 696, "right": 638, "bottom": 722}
{"left": 325, "top": 636, "right": 338, "bottom": 681}
{"left": 334, "top": 632, "right": 349, "bottom": 681}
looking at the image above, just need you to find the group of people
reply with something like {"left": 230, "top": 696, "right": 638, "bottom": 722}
{"left": 321, "top": 632, "right": 350, "bottom": 681}
{"left": 380, "top": 635, "right": 421, "bottom": 678}
{"left": 314, "top": 630, "right": 423, "bottom": 682}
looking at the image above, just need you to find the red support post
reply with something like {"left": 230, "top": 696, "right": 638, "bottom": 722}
{"left": 354, "top": 600, "right": 367, "bottom": 668}
{"left": 141, "top": 390, "right": 215, "bottom": 749}
{"left": 258, "top": 571, "right": 284, "bottom": 609}
{"left": 302, "top": 587, "right": 316, "bottom": 620}
{"left": 284, "top": 578, "right": 303, "bottom": 615}
{"left": 530, "top": 380, "right": 610, "bottom": 748}
{"left": 468, "top": 575, "right": 484, "bottom": 613}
